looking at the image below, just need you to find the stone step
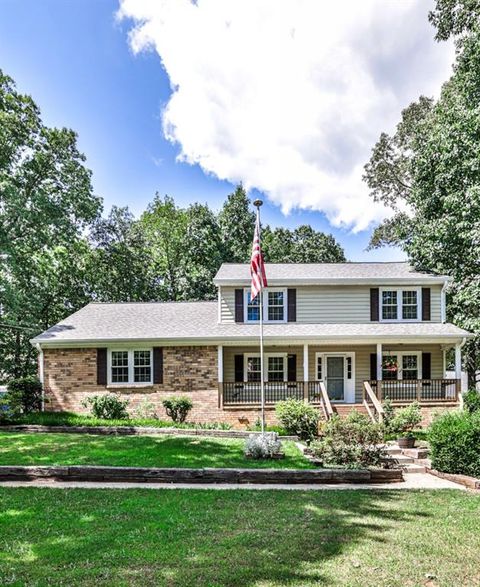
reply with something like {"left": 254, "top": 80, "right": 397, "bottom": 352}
{"left": 384, "top": 455, "right": 414, "bottom": 465}
{"left": 401, "top": 463, "right": 427, "bottom": 474}
{"left": 385, "top": 447, "right": 402, "bottom": 456}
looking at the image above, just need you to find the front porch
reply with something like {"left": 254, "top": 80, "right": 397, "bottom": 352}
{"left": 217, "top": 341, "right": 463, "bottom": 418}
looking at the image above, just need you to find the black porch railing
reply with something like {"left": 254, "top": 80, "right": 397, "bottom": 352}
{"left": 222, "top": 381, "right": 304, "bottom": 405}
{"left": 368, "top": 379, "right": 459, "bottom": 403}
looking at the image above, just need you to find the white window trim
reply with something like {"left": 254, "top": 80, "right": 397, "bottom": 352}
{"left": 107, "top": 348, "right": 153, "bottom": 386}
{"left": 244, "top": 288, "right": 287, "bottom": 323}
{"left": 379, "top": 287, "right": 421, "bottom": 323}
{"left": 381, "top": 350, "right": 422, "bottom": 380}
{"left": 243, "top": 352, "right": 288, "bottom": 382}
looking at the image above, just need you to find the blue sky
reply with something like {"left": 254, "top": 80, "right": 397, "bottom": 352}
{"left": 0, "top": 0, "right": 454, "bottom": 261}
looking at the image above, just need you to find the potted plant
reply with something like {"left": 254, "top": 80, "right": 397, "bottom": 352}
{"left": 382, "top": 356, "right": 398, "bottom": 373}
{"left": 390, "top": 402, "right": 422, "bottom": 448}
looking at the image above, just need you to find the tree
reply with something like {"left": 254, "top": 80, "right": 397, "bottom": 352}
{"left": 87, "top": 206, "right": 157, "bottom": 302}
{"left": 0, "top": 69, "right": 102, "bottom": 380}
{"left": 364, "top": 11, "right": 480, "bottom": 387}
{"left": 263, "top": 225, "right": 346, "bottom": 263}
{"left": 218, "top": 184, "right": 255, "bottom": 262}
{"left": 428, "top": 0, "right": 480, "bottom": 41}
{"left": 140, "top": 195, "right": 188, "bottom": 301}
{"left": 183, "top": 203, "right": 225, "bottom": 300}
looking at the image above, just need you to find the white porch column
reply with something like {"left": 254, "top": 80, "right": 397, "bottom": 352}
{"left": 303, "top": 344, "right": 309, "bottom": 402}
{"left": 217, "top": 345, "right": 223, "bottom": 383}
{"left": 376, "top": 342, "right": 382, "bottom": 381}
{"left": 455, "top": 342, "right": 462, "bottom": 381}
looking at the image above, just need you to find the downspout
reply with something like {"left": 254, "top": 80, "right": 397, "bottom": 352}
{"left": 458, "top": 337, "right": 467, "bottom": 409}
{"left": 35, "top": 343, "right": 45, "bottom": 411}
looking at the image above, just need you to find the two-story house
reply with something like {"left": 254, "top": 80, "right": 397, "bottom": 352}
{"left": 31, "top": 262, "right": 471, "bottom": 427}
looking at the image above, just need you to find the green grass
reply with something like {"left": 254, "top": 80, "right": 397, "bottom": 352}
{"left": 0, "top": 410, "right": 232, "bottom": 430}
{"left": 0, "top": 488, "right": 478, "bottom": 586}
{"left": 0, "top": 432, "right": 312, "bottom": 469}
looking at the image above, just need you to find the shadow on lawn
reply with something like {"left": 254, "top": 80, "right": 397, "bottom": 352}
{"left": 0, "top": 487, "right": 433, "bottom": 586}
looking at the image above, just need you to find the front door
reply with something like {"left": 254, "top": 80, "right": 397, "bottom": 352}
{"left": 326, "top": 356, "right": 345, "bottom": 401}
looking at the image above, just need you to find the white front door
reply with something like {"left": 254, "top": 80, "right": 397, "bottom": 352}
{"left": 316, "top": 353, "right": 356, "bottom": 403}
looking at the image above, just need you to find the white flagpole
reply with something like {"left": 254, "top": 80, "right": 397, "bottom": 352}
{"left": 253, "top": 200, "right": 266, "bottom": 434}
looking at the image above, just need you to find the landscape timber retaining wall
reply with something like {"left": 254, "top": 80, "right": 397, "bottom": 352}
{"left": 0, "top": 425, "right": 297, "bottom": 441}
{"left": 0, "top": 466, "right": 403, "bottom": 484}
{"left": 427, "top": 468, "right": 480, "bottom": 490}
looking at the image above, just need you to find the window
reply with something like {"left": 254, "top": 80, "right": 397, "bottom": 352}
{"left": 402, "top": 355, "right": 418, "bottom": 380}
{"left": 244, "top": 288, "right": 286, "bottom": 322}
{"left": 380, "top": 288, "right": 420, "bottom": 322}
{"left": 382, "top": 352, "right": 421, "bottom": 380}
{"left": 268, "top": 356, "right": 285, "bottom": 381}
{"left": 382, "top": 291, "right": 398, "bottom": 320}
{"left": 109, "top": 349, "right": 152, "bottom": 385}
{"left": 246, "top": 291, "right": 260, "bottom": 322}
{"left": 111, "top": 351, "right": 129, "bottom": 383}
{"left": 317, "top": 356, "right": 323, "bottom": 380}
{"left": 402, "top": 291, "right": 418, "bottom": 320}
{"left": 267, "top": 291, "right": 284, "bottom": 321}
{"left": 246, "top": 356, "right": 261, "bottom": 382}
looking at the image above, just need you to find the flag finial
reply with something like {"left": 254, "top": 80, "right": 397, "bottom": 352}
{"left": 253, "top": 198, "right": 263, "bottom": 209}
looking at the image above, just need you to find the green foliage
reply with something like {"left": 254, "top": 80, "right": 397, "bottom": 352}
{"left": 311, "top": 412, "right": 386, "bottom": 468}
{"left": 247, "top": 419, "right": 289, "bottom": 436}
{"left": 262, "top": 225, "right": 345, "bottom": 263}
{"left": 381, "top": 398, "right": 396, "bottom": 434}
{"left": 428, "top": 410, "right": 480, "bottom": 477}
{"left": 389, "top": 402, "right": 422, "bottom": 438}
{"left": 5, "top": 376, "right": 42, "bottom": 414}
{"left": 83, "top": 394, "right": 129, "bottom": 420}
{"left": 218, "top": 184, "right": 255, "bottom": 262}
{"left": 463, "top": 389, "right": 480, "bottom": 413}
{"left": 162, "top": 396, "right": 193, "bottom": 423}
{"left": 275, "top": 398, "right": 320, "bottom": 440}
{"left": 364, "top": 17, "right": 480, "bottom": 387}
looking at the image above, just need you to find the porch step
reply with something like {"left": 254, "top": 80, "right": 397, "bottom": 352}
{"left": 333, "top": 404, "right": 369, "bottom": 417}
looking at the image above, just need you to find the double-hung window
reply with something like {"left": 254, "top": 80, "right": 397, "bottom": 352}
{"left": 109, "top": 349, "right": 152, "bottom": 385}
{"left": 382, "top": 352, "right": 421, "bottom": 380}
{"left": 244, "top": 354, "right": 287, "bottom": 382}
{"left": 380, "top": 288, "right": 420, "bottom": 322}
{"left": 244, "top": 288, "right": 286, "bottom": 322}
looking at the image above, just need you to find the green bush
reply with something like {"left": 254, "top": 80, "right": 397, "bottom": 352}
{"left": 428, "top": 410, "right": 480, "bottom": 478}
{"left": 162, "top": 396, "right": 193, "bottom": 423}
{"left": 390, "top": 402, "right": 422, "bottom": 438}
{"left": 275, "top": 398, "right": 319, "bottom": 440}
{"left": 83, "top": 393, "right": 129, "bottom": 420}
{"left": 6, "top": 376, "right": 42, "bottom": 414}
{"left": 381, "top": 398, "right": 395, "bottom": 434}
{"left": 463, "top": 389, "right": 480, "bottom": 414}
{"left": 311, "top": 412, "right": 386, "bottom": 468}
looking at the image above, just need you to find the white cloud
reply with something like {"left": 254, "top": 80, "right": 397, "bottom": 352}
{"left": 118, "top": 0, "right": 454, "bottom": 231}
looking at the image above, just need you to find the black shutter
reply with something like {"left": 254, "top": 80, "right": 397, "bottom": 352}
{"left": 235, "top": 289, "right": 244, "bottom": 323}
{"left": 287, "top": 289, "right": 297, "bottom": 322}
{"left": 370, "top": 353, "right": 377, "bottom": 381}
{"left": 287, "top": 354, "right": 297, "bottom": 382}
{"left": 234, "top": 355, "right": 244, "bottom": 382}
{"left": 153, "top": 347, "right": 163, "bottom": 384}
{"left": 97, "top": 348, "right": 107, "bottom": 385}
{"left": 370, "top": 288, "right": 379, "bottom": 321}
{"left": 422, "top": 287, "right": 431, "bottom": 321}
{"left": 422, "top": 352, "right": 431, "bottom": 380}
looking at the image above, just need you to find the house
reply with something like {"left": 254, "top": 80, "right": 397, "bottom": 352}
{"left": 31, "top": 262, "right": 472, "bottom": 427}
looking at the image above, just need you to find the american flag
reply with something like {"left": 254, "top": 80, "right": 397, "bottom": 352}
{"left": 250, "top": 214, "right": 268, "bottom": 301}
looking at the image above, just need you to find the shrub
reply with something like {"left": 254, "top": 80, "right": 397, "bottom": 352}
{"left": 311, "top": 412, "right": 386, "bottom": 468}
{"left": 6, "top": 376, "right": 42, "bottom": 414}
{"left": 381, "top": 398, "right": 395, "bottom": 434}
{"left": 244, "top": 433, "right": 283, "bottom": 459}
{"left": 275, "top": 398, "right": 319, "bottom": 440}
{"left": 83, "top": 393, "right": 129, "bottom": 420}
{"left": 134, "top": 399, "right": 158, "bottom": 420}
{"left": 463, "top": 389, "right": 480, "bottom": 414}
{"left": 428, "top": 410, "right": 480, "bottom": 478}
{"left": 390, "top": 402, "right": 422, "bottom": 438}
{"left": 162, "top": 396, "right": 193, "bottom": 423}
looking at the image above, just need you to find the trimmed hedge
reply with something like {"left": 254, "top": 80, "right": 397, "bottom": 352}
{"left": 428, "top": 410, "right": 480, "bottom": 478}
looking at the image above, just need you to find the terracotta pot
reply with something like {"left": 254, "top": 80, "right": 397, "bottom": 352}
{"left": 398, "top": 436, "right": 415, "bottom": 449}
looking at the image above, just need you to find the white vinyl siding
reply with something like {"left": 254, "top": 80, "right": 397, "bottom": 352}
{"left": 219, "top": 284, "right": 443, "bottom": 323}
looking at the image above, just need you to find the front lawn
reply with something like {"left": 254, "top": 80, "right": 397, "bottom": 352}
{"left": 0, "top": 488, "right": 478, "bottom": 586}
{"left": 0, "top": 432, "right": 312, "bottom": 469}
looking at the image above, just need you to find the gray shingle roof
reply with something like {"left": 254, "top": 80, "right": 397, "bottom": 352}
{"left": 31, "top": 301, "right": 470, "bottom": 346}
{"left": 214, "top": 262, "right": 449, "bottom": 284}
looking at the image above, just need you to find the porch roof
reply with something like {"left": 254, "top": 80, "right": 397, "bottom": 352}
{"left": 31, "top": 300, "right": 471, "bottom": 347}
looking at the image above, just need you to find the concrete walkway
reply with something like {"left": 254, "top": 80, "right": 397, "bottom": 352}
{"left": 0, "top": 473, "right": 465, "bottom": 490}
